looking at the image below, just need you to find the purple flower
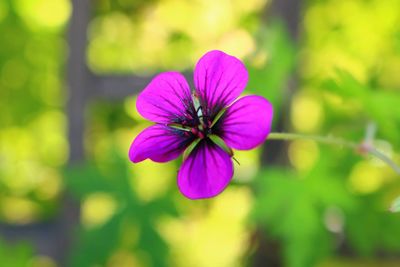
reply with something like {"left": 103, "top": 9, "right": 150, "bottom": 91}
{"left": 129, "top": 50, "right": 273, "bottom": 199}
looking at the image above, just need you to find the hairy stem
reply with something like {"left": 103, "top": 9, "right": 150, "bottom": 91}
{"left": 267, "top": 132, "right": 400, "bottom": 175}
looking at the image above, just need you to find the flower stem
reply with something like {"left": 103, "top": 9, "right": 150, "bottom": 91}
{"left": 268, "top": 132, "right": 358, "bottom": 149}
{"left": 267, "top": 132, "right": 400, "bottom": 175}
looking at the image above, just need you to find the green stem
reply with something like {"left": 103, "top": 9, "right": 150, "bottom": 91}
{"left": 267, "top": 132, "right": 400, "bottom": 175}
{"left": 268, "top": 132, "right": 358, "bottom": 149}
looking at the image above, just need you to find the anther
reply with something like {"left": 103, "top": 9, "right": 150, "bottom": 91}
{"left": 191, "top": 128, "right": 198, "bottom": 135}
{"left": 198, "top": 132, "right": 205, "bottom": 139}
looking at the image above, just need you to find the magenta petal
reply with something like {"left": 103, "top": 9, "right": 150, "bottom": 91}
{"left": 136, "top": 72, "right": 194, "bottom": 123}
{"left": 177, "top": 140, "right": 233, "bottom": 199}
{"left": 220, "top": 95, "right": 273, "bottom": 150}
{"left": 194, "top": 50, "right": 248, "bottom": 116}
{"left": 129, "top": 125, "right": 193, "bottom": 163}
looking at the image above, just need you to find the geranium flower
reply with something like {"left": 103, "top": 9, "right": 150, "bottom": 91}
{"left": 129, "top": 50, "right": 273, "bottom": 199}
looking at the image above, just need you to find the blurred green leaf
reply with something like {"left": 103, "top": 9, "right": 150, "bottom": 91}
{"left": 0, "top": 239, "right": 33, "bottom": 267}
{"left": 323, "top": 70, "right": 400, "bottom": 142}
{"left": 252, "top": 168, "right": 329, "bottom": 267}
{"left": 252, "top": 151, "right": 358, "bottom": 267}
{"left": 65, "top": 157, "right": 177, "bottom": 267}
{"left": 63, "top": 163, "right": 115, "bottom": 197}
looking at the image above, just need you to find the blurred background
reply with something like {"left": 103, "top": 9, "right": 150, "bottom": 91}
{"left": 1, "top": 0, "right": 400, "bottom": 266}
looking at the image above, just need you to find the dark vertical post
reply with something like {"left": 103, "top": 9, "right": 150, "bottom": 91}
{"left": 61, "top": 0, "right": 92, "bottom": 264}
{"left": 261, "top": 0, "right": 303, "bottom": 165}
{"left": 67, "top": 0, "right": 91, "bottom": 163}
{"left": 269, "top": 0, "right": 302, "bottom": 40}
{"left": 254, "top": 0, "right": 303, "bottom": 266}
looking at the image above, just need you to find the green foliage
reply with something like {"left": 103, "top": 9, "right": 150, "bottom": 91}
{"left": 0, "top": 239, "right": 33, "bottom": 267}
{"left": 64, "top": 153, "right": 178, "bottom": 267}
{"left": 323, "top": 70, "right": 400, "bottom": 142}
{"left": 252, "top": 153, "right": 355, "bottom": 267}
{"left": 346, "top": 198, "right": 400, "bottom": 256}
{"left": 0, "top": 0, "right": 66, "bottom": 225}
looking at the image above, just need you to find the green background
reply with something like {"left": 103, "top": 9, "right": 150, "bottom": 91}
{"left": 0, "top": 0, "right": 400, "bottom": 266}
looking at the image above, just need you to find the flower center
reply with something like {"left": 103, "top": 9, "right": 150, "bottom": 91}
{"left": 190, "top": 117, "right": 212, "bottom": 139}
{"left": 168, "top": 94, "right": 226, "bottom": 141}
{"left": 176, "top": 96, "right": 233, "bottom": 160}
